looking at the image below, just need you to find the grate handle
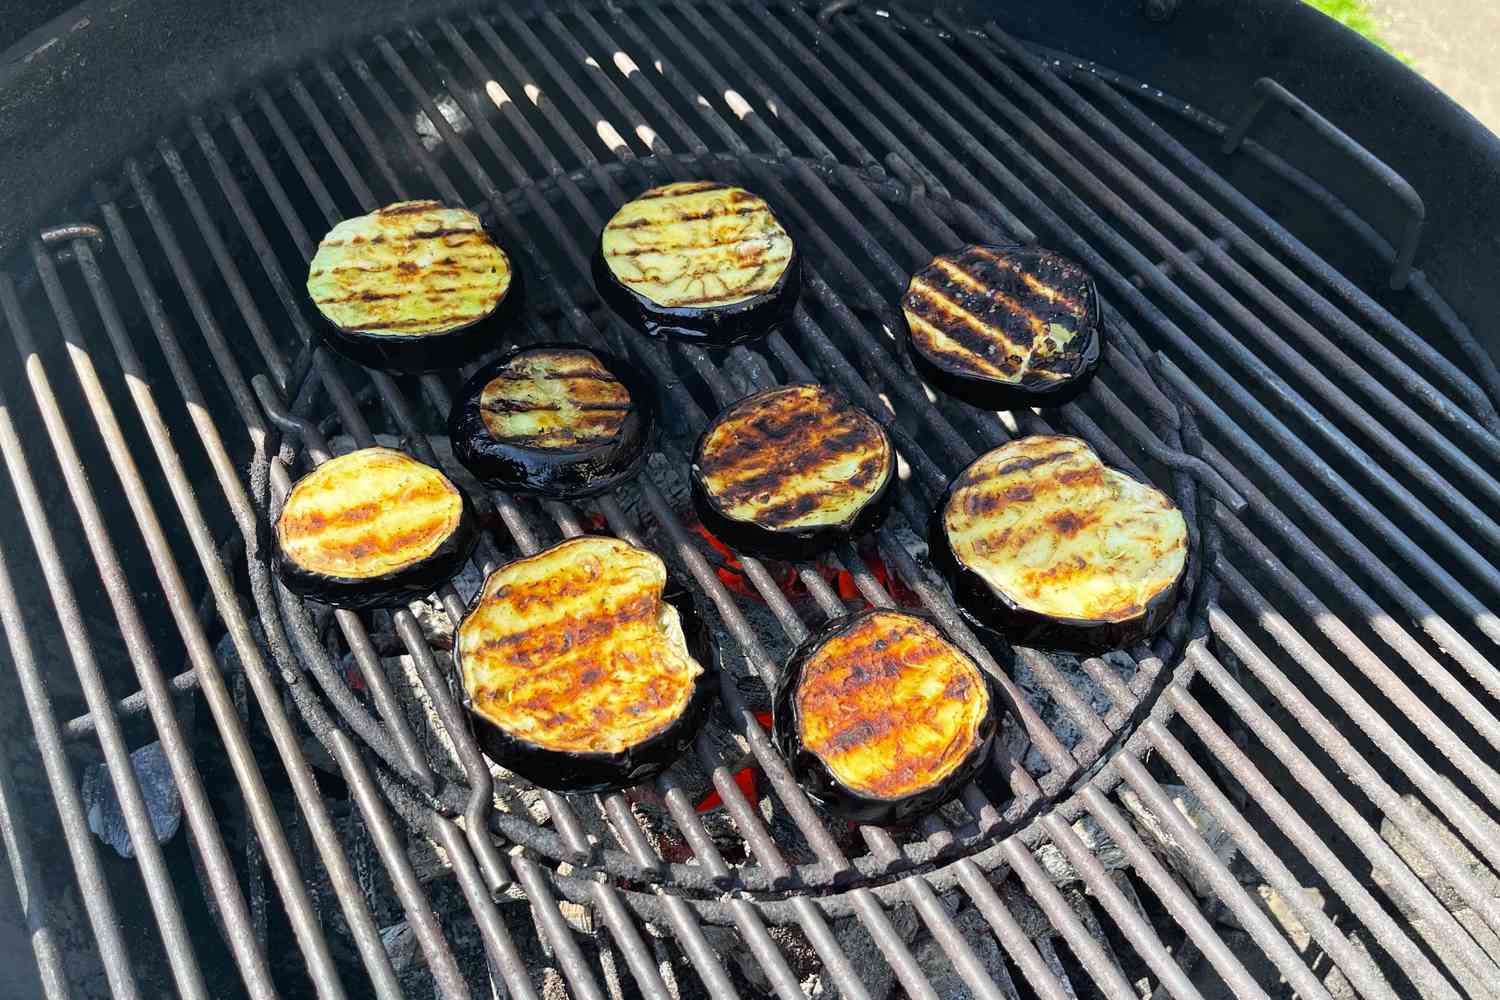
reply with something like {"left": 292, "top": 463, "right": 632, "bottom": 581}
{"left": 1222, "top": 77, "right": 1424, "bottom": 290}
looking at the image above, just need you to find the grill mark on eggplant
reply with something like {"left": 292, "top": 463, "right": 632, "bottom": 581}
{"left": 307, "top": 201, "right": 511, "bottom": 338}
{"left": 795, "top": 612, "right": 989, "bottom": 800}
{"left": 605, "top": 204, "right": 766, "bottom": 230}
{"left": 632, "top": 180, "right": 725, "bottom": 199}
{"left": 697, "top": 385, "right": 892, "bottom": 531}
{"left": 458, "top": 537, "right": 703, "bottom": 755}
{"left": 902, "top": 246, "right": 1095, "bottom": 385}
{"left": 276, "top": 447, "right": 464, "bottom": 580}
{"left": 478, "top": 348, "right": 633, "bottom": 450}
{"left": 601, "top": 182, "right": 793, "bottom": 310}
{"left": 943, "top": 436, "right": 1186, "bottom": 624}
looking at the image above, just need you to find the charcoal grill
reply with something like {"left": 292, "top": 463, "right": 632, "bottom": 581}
{"left": 2, "top": 2, "right": 1499, "bottom": 999}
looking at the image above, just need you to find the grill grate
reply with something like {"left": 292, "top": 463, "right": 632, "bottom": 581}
{"left": 0, "top": 3, "right": 1497, "bottom": 999}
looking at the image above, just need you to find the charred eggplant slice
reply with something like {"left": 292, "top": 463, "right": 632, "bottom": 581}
{"left": 901, "top": 245, "right": 1101, "bottom": 410}
{"left": 307, "top": 200, "right": 520, "bottom": 372}
{"left": 594, "top": 180, "right": 799, "bottom": 348}
{"left": 448, "top": 344, "right": 655, "bottom": 499}
{"left": 455, "top": 536, "right": 716, "bottom": 793}
{"left": 773, "top": 609, "right": 996, "bottom": 825}
{"left": 274, "top": 447, "right": 479, "bottom": 609}
{"left": 690, "top": 383, "right": 895, "bottom": 559}
{"left": 931, "top": 436, "right": 1187, "bottom": 655}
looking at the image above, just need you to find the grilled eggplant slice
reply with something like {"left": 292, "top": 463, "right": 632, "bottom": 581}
{"left": 691, "top": 384, "right": 895, "bottom": 560}
{"left": 274, "top": 447, "right": 479, "bottom": 609}
{"left": 594, "top": 180, "right": 799, "bottom": 348}
{"left": 448, "top": 344, "right": 655, "bottom": 499}
{"left": 307, "top": 200, "right": 520, "bottom": 372}
{"left": 773, "top": 609, "right": 996, "bottom": 825}
{"left": 931, "top": 436, "right": 1187, "bottom": 655}
{"left": 455, "top": 536, "right": 716, "bottom": 792}
{"left": 901, "top": 245, "right": 1101, "bottom": 410}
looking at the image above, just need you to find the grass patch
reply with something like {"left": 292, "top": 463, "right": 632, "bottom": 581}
{"left": 1302, "top": 0, "right": 1411, "bottom": 62}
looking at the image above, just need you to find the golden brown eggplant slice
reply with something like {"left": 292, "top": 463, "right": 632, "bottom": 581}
{"left": 901, "top": 244, "right": 1101, "bottom": 409}
{"left": 455, "top": 536, "right": 716, "bottom": 792}
{"left": 690, "top": 383, "right": 895, "bottom": 559}
{"left": 594, "top": 180, "right": 799, "bottom": 347}
{"left": 448, "top": 343, "right": 655, "bottom": 499}
{"left": 273, "top": 447, "right": 478, "bottom": 609}
{"left": 307, "top": 200, "right": 520, "bottom": 372}
{"left": 931, "top": 435, "right": 1187, "bottom": 654}
{"left": 773, "top": 609, "right": 996, "bottom": 824}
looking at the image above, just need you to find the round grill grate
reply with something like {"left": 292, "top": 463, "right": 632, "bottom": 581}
{"left": 248, "top": 151, "right": 1228, "bottom": 920}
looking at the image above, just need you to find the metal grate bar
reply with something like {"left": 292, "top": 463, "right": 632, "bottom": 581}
{"left": 978, "top": 21, "right": 1500, "bottom": 446}
{"left": 329, "top": 730, "right": 473, "bottom": 1000}
{"left": 807, "top": 7, "right": 1500, "bottom": 632}
{"left": 96, "top": 188, "right": 494, "bottom": 997}
{"left": 0, "top": 728, "right": 70, "bottom": 998}
{"left": 11, "top": 5, "right": 1500, "bottom": 999}
{"left": 0, "top": 476, "right": 139, "bottom": 999}
{"left": 317, "top": 45, "right": 743, "bottom": 1000}
{"left": 39, "top": 235, "right": 408, "bottom": 998}
{"left": 242, "top": 46, "right": 765, "bottom": 1000}
{"left": 337, "top": 31, "right": 912, "bottom": 995}
{"left": 1189, "top": 631, "right": 1500, "bottom": 982}
{"left": 1148, "top": 718, "right": 1411, "bottom": 1000}
{"left": 690, "top": 13, "right": 1500, "bottom": 995}
{"left": 3, "top": 267, "right": 232, "bottom": 1000}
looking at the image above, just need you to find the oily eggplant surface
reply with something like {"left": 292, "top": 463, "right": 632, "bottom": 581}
{"left": 772, "top": 609, "right": 996, "bottom": 825}
{"left": 307, "top": 200, "right": 520, "bottom": 373}
{"left": 448, "top": 343, "right": 655, "bottom": 499}
{"left": 455, "top": 536, "right": 716, "bottom": 793}
{"left": 690, "top": 383, "right": 895, "bottom": 560}
{"left": 901, "top": 244, "right": 1101, "bottom": 410}
{"left": 931, "top": 436, "right": 1187, "bottom": 655}
{"left": 273, "top": 447, "right": 478, "bottom": 609}
{"left": 594, "top": 180, "right": 799, "bottom": 348}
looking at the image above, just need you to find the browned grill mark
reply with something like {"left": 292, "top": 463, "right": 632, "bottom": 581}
{"left": 340, "top": 314, "right": 484, "bottom": 331}
{"left": 481, "top": 400, "right": 632, "bottom": 414}
{"left": 378, "top": 200, "right": 444, "bottom": 215}
{"left": 996, "top": 451, "right": 1072, "bottom": 476}
{"left": 905, "top": 285, "right": 1034, "bottom": 361}
{"left": 796, "top": 612, "right": 988, "bottom": 800}
{"left": 608, "top": 233, "right": 776, "bottom": 256}
{"left": 606, "top": 204, "right": 764, "bottom": 230}
{"left": 707, "top": 424, "right": 878, "bottom": 505}
{"left": 492, "top": 368, "right": 622, "bottom": 383}
{"left": 970, "top": 246, "right": 1089, "bottom": 315}
{"left": 318, "top": 522, "right": 452, "bottom": 564}
{"left": 904, "top": 246, "right": 1096, "bottom": 383}
{"left": 634, "top": 181, "right": 724, "bottom": 199}
{"left": 459, "top": 538, "right": 702, "bottom": 755}
{"left": 926, "top": 262, "right": 1048, "bottom": 344}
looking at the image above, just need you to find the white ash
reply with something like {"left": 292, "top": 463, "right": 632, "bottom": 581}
{"left": 1013, "top": 648, "right": 1137, "bottom": 775}
{"left": 1032, "top": 814, "right": 1128, "bottom": 884}
{"left": 414, "top": 92, "right": 472, "bottom": 151}
{"left": 1118, "top": 782, "right": 1242, "bottom": 901}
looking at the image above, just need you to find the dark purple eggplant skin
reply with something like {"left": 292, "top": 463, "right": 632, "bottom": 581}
{"left": 318, "top": 265, "right": 525, "bottom": 374}
{"left": 771, "top": 608, "right": 999, "bottom": 826}
{"left": 926, "top": 493, "right": 1185, "bottom": 657}
{"left": 447, "top": 343, "right": 656, "bottom": 499}
{"left": 459, "top": 581, "right": 719, "bottom": 794}
{"left": 899, "top": 245, "right": 1102, "bottom": 411}
{"left": 688, "top": 396, "right": 896, "bottom": 561}
{"left": 273, "top": 488, "right": 480, "bottom": 610}
{"left": 591, "top": 238, "right": 800, "bottom": 349}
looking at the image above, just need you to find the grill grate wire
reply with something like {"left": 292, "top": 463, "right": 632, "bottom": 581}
{"left": 0, "top": 3, "right": 1495, "bottom": 999}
